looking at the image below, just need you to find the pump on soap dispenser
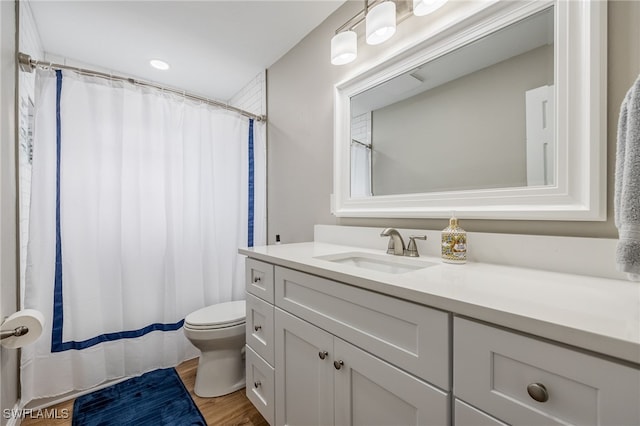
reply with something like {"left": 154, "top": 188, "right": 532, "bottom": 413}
{"left": 441, "top": 215, "right": 467, "bottom": 264}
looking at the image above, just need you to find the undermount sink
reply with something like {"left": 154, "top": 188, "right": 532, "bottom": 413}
{"left": 315, "top": 252, "right": 437, "bottom": 274}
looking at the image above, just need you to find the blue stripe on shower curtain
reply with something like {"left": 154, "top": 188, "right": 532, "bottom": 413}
{"left": 248, "top": 118, "right": 254, "bottom": 248}
{"left": 50, "top": 72, "right": 255, "bottom": 352}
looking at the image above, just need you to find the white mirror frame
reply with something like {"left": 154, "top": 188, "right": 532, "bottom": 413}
{"left": 333, "top": 0, "right": 606, "bottom": 220}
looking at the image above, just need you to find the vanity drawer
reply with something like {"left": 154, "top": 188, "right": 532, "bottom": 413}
{"left": 275, "top": 266, "right": 450, "bottom": 390}
{"left": 246, "top": 258, "right": 274, "bottom": 303}
{"left": 454, "top": 399, "right": 507, "bottom": 426}
{"left": 454, "top": 317, "right": 640, "bottom": 426}
{"left": 246, "top": 293, "right": 274, "bottom": 366}
{"left": 246, "top": 345, "right": 275, "bottom": 426}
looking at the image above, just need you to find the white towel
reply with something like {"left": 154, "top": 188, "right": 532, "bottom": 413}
{"left": 615, "top": 74, "right": 640, "bottom": 282}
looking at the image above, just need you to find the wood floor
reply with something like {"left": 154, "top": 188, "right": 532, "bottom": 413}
{"left": 21, "top": 358, "right": 269, "bottom": 426}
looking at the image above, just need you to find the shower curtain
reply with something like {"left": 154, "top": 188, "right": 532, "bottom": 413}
{"left": 21, "top": 69, "right": 266, "bottom": 402}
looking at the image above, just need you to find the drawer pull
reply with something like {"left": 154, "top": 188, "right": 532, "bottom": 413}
{"left": 527, "top": 383, "right": 549, "bottom": 403}
{"left": 253, "top": 276, "right": 262, "bottom": 283}
{"left": 254, "top": 380, "right": 261, "bottom": 389}
{"left": 254, "top": 325, "right": 262, "bottom": 332}
{"left": 318, "top": 351, "right": 328, "bottom": 360}
{"left": 333, "top": 360, "right": 344, "bottom": 370}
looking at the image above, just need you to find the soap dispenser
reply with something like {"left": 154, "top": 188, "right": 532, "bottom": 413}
{"left": 441, "top": 216, "right": 467, "bottom": 264}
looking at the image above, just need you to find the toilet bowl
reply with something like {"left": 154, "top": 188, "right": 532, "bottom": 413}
{"left": 183, "top": 300, "right": 246, "bottom": 397}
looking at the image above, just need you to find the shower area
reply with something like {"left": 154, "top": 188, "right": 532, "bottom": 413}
{"left": 17, "top": 2, "right": 266, "bottom": 406}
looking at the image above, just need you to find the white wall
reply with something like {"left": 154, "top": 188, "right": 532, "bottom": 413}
{"left": 267, "top": 0, "right": 640, "bottom": 242}
{"left": 229, "top": 70, "right": 266, "bottom": 117}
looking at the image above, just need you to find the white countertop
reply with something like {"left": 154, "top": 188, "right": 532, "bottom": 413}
{"left": 240, "top": 242, "right": 640, "bottom": 365}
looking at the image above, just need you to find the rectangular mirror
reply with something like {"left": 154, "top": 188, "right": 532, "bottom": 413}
{"left": 351, "top": 7, "right": 554, "bottom": 197}
{"left": 333, "top": 0, "right": 606, "bottom": 220}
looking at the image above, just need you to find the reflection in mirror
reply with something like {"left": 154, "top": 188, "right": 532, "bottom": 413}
{"left": 350, "top": 7, "right": 554, "bottom": 198}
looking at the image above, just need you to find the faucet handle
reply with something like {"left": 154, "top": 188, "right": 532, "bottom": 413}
{"left": 406, "top": 235, "right": 427, "bottom": 257}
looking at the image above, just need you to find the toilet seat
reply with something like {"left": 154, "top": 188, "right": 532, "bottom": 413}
{"left": 185, "top": 300, "right": 246, "bottom": 330}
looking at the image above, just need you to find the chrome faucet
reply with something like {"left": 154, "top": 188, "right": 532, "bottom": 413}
{"left": 380, "top": 228, "right": 406, "bottom": 256}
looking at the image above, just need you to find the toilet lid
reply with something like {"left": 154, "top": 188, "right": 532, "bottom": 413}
{"left": 185, "top": 300, "right": 246, "bottom": 329}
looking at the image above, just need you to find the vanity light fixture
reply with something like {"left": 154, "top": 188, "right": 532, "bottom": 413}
{"left": 366, "top": 1, "right": 396, "bottom": 45}
{"left": 331, "top": 31, "right": 358, "bottom": 65}
{"left": 330, "top": 0, "right": 448, "bottom": 66}
{"left": 413, "top": 0, "right": 447, "bottom": 17}
{"left": 149, "top": 59, "right": 170, "bottom": 71}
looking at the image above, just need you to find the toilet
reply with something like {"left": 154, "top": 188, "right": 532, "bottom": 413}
{"left": 183, "top": 300, "right": 246, "bottom": 397}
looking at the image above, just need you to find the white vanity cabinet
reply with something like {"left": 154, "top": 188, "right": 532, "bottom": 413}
{"left": 244, "top": 252, "right": 640, "bottom": 426}
{"left": 245, "top": 259, "right": 276, "bottom": 425}
{"left": 272, "top": 266, "right": 451, "bottom": 425}
{"left": 275, "top": 308, "right": 449, "bottom": 426}
{"left": 246, "top": 259, "right": 451, "bottom": 426}
{"left": 453, "top": 317, "right": 640, "bottom": 426}
{"left": 274, "top": 266, "right": 450, "bottom": 390}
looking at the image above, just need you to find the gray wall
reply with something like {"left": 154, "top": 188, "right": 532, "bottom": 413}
{"left": 372, "top": 44, "right": 553, "bottom": 195}
{"left": 1, "top": 0, "right": 19, "bottom": 422}
{"left": 267, "top": 0, "right": 640, "bottom": 242}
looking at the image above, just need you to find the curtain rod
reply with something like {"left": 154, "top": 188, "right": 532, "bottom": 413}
{"left": 17, "top": 52, "right": 266, "bottom": 123}
{"left": 351, "top": 139, "right": 371, "bottom": 149}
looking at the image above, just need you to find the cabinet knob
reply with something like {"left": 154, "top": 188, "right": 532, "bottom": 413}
{"left": 253, "top": 276, "right": 262, "bottom": 283}
{"left": 254, "top": 381, "right": 261, "bottom": 389}
{"left": 527, "top": 383, "right": 549, "bottom": 403}
{"left": 254, "top": 325, "right": 262, "bottom": 332}
{"left": 333, "top": 360, "right": 344, "bottom": 370}
{"left": 318, "top": 351, "right": 328, "bottom": 360}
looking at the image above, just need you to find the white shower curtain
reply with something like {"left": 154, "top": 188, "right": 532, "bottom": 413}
{"left": 21, "top": 69, "right": 266, "bottom": 402}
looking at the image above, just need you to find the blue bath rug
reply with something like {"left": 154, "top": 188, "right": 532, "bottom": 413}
{"left": 72, "top": 368, "right": 206, "bottom": 426}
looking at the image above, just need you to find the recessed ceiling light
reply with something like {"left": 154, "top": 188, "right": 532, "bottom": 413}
{"left": 149, "top": 59, "right": 170, "bottom": 70}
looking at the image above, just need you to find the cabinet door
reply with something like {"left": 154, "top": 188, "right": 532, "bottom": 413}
{"left": 333, "top": 338, "right": 449, "bottom": 426}
{"left": 275, "top": 308, "right": 334, "bottom": 426}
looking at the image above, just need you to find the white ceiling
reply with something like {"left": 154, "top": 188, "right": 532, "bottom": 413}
{"left": 28, "top": 0, "right": 346, "bottom": 102}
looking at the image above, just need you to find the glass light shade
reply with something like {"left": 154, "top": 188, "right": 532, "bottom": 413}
{"left": 331, "top": 31, "right": 357, "bottom": 65}
{"left": 366, "top": 1, "right": 396, "bottom": 45}
{"left": 413, "top": 0, "right": 447, "bottom": 16}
